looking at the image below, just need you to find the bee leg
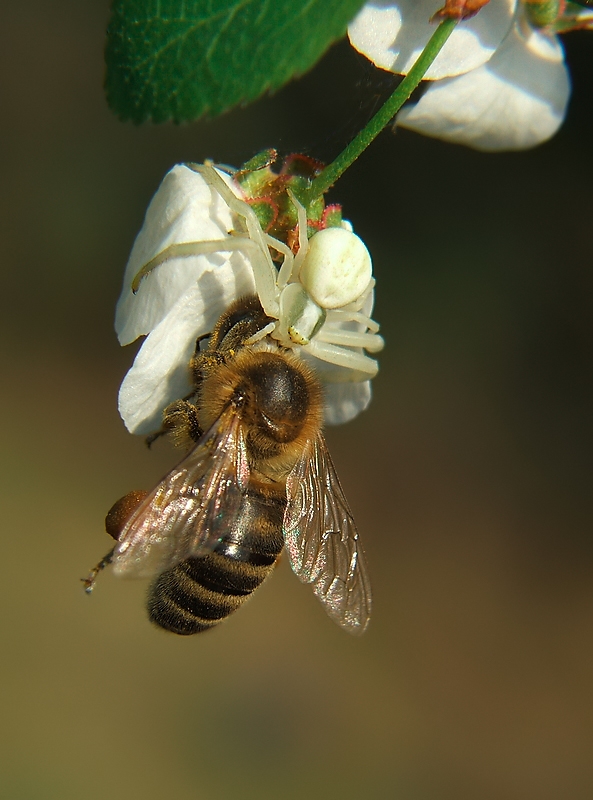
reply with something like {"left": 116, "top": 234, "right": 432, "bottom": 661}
{"left": 145, "top": 398, "right": 203, "bottom": 448}
{"left": 105, "top": 490, "right": 149, "bottom": 539}
{"left": 145, "top": 334, "right": 214, "bottom": 449}
{"left": 145, "top": 429, "right": 165, "bottom": 448}
{"left": 81, "top": 548, "right": 115, "bottom": 594}
{"left": 160, "top": 399, "right": 204, "bottom": 446}
{"left": 145, "top": 392, "right": 203, "bottom": 449}
{"left": 194, "top": 331, "right": 210, "bottom": 352}
{"left": 82, "top": 489, "right": 149, "bottom": 593}
{"left": 190, "top": 348, "right": 225, "bottom": 383}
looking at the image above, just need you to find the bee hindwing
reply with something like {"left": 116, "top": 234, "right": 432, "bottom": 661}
{"left": 283, "top": 435, "right": 371, "bottom": 635}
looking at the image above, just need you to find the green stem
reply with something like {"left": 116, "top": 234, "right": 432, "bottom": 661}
{"left": 304, "top": 17, "right": 458, "bottom": 206}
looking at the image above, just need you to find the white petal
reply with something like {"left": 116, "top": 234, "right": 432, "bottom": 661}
{"left": 323, "top": 381, "right": 372, "bottom": 426}
{"left": 115, "top": 165, "right": 248, "bottom": 346}
{"left": 397, "top": 21, "right": 570, "bottom": 150}
{"left": 118, "top": 256, "right": 256, "bottom": 435}
{"left": 348, "top": 0, "right": 516, "bottom": 79}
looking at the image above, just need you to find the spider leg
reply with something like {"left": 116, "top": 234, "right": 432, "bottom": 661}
{"left": 326, "top": 308, "right": 381, "bottom": 333}
{"left": 316, "top": 327, "right": 385, "bottom": 353}
{"left": 131, "top": 238, "right": 257, "bottom": 293}
{"left": 244, "top": 321, "right": 277, "bottom": 344}
{"left": 304, "top": 339, "right": 379, "bottom": 377}
{"left": 188, "top": 163, "right": 280, "bottom": 316}
{"left": 287, "top": 189, "right": 309, "bottom": 280}
{"left": 267, "top": 233, "right": 294, "bottom": 291}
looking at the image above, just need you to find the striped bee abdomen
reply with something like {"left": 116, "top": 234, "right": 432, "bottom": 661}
{"left": 147, "top": 485, "right": 286, "bottom": 635}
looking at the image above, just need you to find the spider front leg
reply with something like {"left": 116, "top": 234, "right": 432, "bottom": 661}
{"left": 130, "top": 232, "right": 282, "bottom": 336}
{"left": 286, "top": 188, "right": 309, "bottom": 282}
{"left": 186, "top": 162, "right": 281, "bottom": 317}
{"left": 131, "top": 238, "right": 260, "bottom": 294}
{"left": 130, "top": 161, "right": 282, "bottom": 320}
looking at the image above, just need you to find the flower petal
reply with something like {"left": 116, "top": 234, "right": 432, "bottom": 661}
{"left": 116, "top": 164, "right": 382, "bottom": 433}
{"left": 116, "top": 165, "right": 247, "bottom": 346}
{"left": 323, "top": 381, "right": 372, "bottom": 425}
{"left": 118, "top": 256, "right": 256, "bottom": 435}
{"left": 396, "top": 20, "right": 570, "bottom": 150}
{"left": 348, "top": 0, "right": 516, "bottom": 79}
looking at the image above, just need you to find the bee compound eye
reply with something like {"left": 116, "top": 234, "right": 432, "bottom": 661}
{"left": 298, "top": 227, "right": 372, "bottom": 309}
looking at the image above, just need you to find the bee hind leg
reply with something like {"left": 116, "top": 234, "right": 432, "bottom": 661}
{"left": 81, "top": 548, "right": 115, "bottom": 594}
{"left": 82, "top": 488, "right": 150, "bottom": 593}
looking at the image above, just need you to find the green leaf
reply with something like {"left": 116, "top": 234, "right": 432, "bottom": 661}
{"left": 105, "top": 0, "right": 367, "bottom": 123}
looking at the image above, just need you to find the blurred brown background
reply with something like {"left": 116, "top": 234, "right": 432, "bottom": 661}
{"left": 1, "top": 3, "right": 592, "bottom": 798}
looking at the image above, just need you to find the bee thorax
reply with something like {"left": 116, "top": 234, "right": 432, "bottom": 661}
{"left": 200, "top": 349, "right": 322, "bottom": 456}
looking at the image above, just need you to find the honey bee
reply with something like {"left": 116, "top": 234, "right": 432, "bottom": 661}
{"left": 85, "top": 296, "right": 371, "bottom": 635}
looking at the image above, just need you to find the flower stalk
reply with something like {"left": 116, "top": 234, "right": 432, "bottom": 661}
{"left": 303, "top": 17, "right": 458, "bottom": 206}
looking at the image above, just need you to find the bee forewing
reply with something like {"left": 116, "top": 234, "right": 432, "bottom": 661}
{"left": 283, "top": 435, "right": 372, "bottom": 635}
{"left": 112, "top": 408, "right": 249, "bottom": 579}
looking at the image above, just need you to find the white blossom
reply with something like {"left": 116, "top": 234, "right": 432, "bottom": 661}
{"left": 349, "top": 0, "right": 577, "bottom": 151}
{"left": 349, "top": 0, "right": 516, "bottom": 79}
{"left": 116, "top": 165, "right": 381, "bottom": 435}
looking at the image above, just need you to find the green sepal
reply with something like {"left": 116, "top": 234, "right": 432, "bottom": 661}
{"left": 306, "top": 195, "right": 326, "bottom": 225}
{"left": 249, "top": 199, "right": 278, "bottom": 232}
{"left": 238, "top": 149, "right": 278, "bottom": 176}
{"left": 322, "top": 205, "right": 343, "bottom": 229}
{"left": 555, "top": 1, "right": 593, "bottom": 30}
{"left": 525, "top": 0, "right": 561, "bottom": 27}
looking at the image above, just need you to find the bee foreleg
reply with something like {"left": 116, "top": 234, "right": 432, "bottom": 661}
{"left": 191, "top": 332, "right": 211, "bottom": 360}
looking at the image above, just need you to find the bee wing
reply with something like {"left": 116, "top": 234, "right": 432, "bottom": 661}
{"left": 112, "top": 407, "right": 249, "bottom": 579}
{"left": 283, "top": 435, "right": 372, "bottom": 635}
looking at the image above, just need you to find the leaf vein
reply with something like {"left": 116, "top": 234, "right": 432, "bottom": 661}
{"left": 107, "top": 0, "right": 366, "bottom": 121}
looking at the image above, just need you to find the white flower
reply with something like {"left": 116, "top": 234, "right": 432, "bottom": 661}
{"left": 116, "top": 164, "right": 383, "bottom": 435}
{"left": 349, "top": 0, "right": 577, "bottom": 151}
{"left": 349, "top": 0, "right": 517, "bottom": 78}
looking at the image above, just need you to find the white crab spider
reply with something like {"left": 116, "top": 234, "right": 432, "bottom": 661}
{"left": 132, "top": 162, "right": 384, "bottom": 378}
